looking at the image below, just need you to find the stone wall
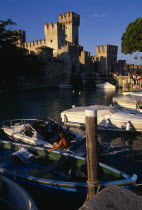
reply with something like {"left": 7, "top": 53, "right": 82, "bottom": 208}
{"left": 24, "top": 39, "right": 46, "bottom": 52}
{"left": 18, "top": 60, "right": 66, "bottom": 89}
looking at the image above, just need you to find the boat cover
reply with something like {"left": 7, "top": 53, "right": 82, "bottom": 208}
{"left": 96, "top": 82, "right": 115, "bottom": 89}
{"left": 12, "top": 148, "right": 34, "bottom": 163}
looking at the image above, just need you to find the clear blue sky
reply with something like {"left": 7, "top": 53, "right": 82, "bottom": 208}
{"left": 1, "top": 0, "right": 142, "bottom": 64}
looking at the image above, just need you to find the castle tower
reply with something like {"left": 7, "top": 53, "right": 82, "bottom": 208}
{"left": 44, "top": 22, "right": 66, "bottom": 53}
{"left": 14, "top": 30, "right": 26, "bottom": 48}
{"left": 59, "top": 11, "right": 80, "bottom": 44}
{"left": 96, "top": 45, "right": 118, "bottom": 73}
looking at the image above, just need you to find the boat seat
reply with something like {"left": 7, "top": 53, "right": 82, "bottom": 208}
{"left": 34, "top": 158, "right": 65, "bottom": 178}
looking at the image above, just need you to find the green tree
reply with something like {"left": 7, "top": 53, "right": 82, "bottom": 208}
{"left": 0, "top": 19, "right": 19, "bottom": 47}
{"left": 121, "top": 17, "right": 142, "bottom": 54}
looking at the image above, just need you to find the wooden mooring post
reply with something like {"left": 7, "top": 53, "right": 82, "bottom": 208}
{"left": 85, "top": 108, "right": 100, "bottom": 201}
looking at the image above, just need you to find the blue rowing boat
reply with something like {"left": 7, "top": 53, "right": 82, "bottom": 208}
{"left": 0, "top": 140, "right": 137, "bottom": 196}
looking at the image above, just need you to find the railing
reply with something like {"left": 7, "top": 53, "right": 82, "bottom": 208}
{"left": 2, "top": 119, "right": 37, "bottom": 128}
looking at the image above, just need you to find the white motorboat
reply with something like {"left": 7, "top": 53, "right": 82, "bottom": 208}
{"left": 113, "top": 92, "right": 142, "bottom": 112}
{"left": 0, "top": 174, "right": 37, "bottom": 210}
{"left": 61, "top": 105, "right": 142, "bottom": 132}
{"left": 2, "top": 117, "right": 86, "bottom": 156}
{"left": 122, "top": 91, "right": 142, "bottom": 96}
{"left": 2, "top": 118, "right": 58, "bottom": 148}
{"left": 96, "top": 82, "right": 116, "bottom": 89}
{"left": 59, "top": 82, "right": 72, "bottom": 88}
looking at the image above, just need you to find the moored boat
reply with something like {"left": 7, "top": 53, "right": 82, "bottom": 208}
{"left": 59, "top": 82, "right": 72, "bottom": 89}
{"left": 0, "top": 140, "right": 137, "bottom": 195}
{"left": 113, "top": 93, "right": 142, "bottom": 112}
{"left": 96, "top": 82, "right": 116, "bottom": 89}
{"left": 122, "top": 91, "right": 142, "bottom": 96}
{"left": 2, "top": 118, "right": 86, "bottom": 155}
{"left": 2, "top": 118, "right": 62, "bottom": 148}
{"left": 0, "top": 174, "right": 37, "bottom": 210}
{"left": 61, "top": 105, "right": 142, "bottom": 132}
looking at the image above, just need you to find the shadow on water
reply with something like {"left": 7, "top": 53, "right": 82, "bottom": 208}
{"left": 1, "top": 88, "right": 142, "bottom": 208}
{"left": 20, "top": 186, "right": 86, "bottom": 210}
{"left": 98, "top": 130, "right": 142, "bottom": 187}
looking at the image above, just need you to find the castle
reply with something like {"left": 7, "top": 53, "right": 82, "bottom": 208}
{"left": 15, "top": 11, "right": 122, "bottom": 88}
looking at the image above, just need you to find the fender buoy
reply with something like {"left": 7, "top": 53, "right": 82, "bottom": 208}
{"left": 105, "top": 119, "right": 110, "bottom": 128}
{"left": 126, "top": 121, "right": 131, "bottom": 130}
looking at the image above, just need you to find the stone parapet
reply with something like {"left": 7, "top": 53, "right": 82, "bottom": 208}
{"left": 59, "top": 11, "right": 80, "bottom": 26}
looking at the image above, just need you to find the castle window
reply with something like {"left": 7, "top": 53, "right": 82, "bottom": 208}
{"left": 50, "top": 40, "right": 53, "bottom": 43}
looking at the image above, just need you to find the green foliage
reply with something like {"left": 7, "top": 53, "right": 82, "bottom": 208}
{"left": 0, "top": 19, "right": 19, "bottom": 47}
{"left": 121, "top": 17, "right": 142, "bottom": 54}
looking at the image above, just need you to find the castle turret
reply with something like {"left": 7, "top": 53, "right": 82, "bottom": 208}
{"left": 59, "top": 11, "right": 80, "bottom": 44}
{"left": 44, "top": 22, "right": 66, "bottom": 53}
{"left": 96, "top": 45, "right": 118, "bottom": 73}
{"left": 14, "top": 30, "right": 26, "bottom": 48}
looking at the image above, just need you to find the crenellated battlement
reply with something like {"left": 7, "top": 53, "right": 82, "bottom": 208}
{"left": 44, "top": 22, "right": 64, "bottom": 30}
{"left": 14, "top": 11, "right": 81, "bottom": 59}
{"left": 96, "top": 45, "right": 107, "bottom": 54}
{"left": 96, "top": 45, "right": 118, "bottom": 55}
{"left": 59, "top": 11, "right": 80, "bottom": 26}
{"left": 24, "top": 39, "right": 45, "bottom": 48}
{"left": 66, "top": 41, "right": 83, "bottom": 50}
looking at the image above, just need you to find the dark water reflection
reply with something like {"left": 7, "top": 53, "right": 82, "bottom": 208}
{"left": 0, "top": 88, "right": 142, "bottom": 209}
{"left": 0, "top": 88, "right": 120, "bottom": 122}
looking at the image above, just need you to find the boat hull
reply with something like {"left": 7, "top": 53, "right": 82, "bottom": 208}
{"left": 96, "top": 82, "right": 116, "bottom": 89}
{"left": 0, "top": 163, "right": 136, "bottom": 195}
{"left": 3, "top": 129, "right": 50, "bottom": 147}
{"left": 59, "top": 82, "right": 72, "bottom": 89}
{"left": 0, "top": 175, "right": 37, "bottom": 210}
{"left": 0, "top": 140, "right": 137, "bottom": 195}
{"left": 61, "top": 105, "right": 142, "bottom": 132}
{"left": 113, "top": 93, "right": 142, "bottom": 112}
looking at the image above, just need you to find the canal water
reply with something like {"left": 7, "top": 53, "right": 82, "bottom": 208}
{"left": 0, "top": 88, "right": 142, "bottom": 209}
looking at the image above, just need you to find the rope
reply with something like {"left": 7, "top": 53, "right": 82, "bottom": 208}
{"left": 135, "top": 183, "right": 142, "bottom": 186}
{"left": 87, "top": 180, "right": 100, "bottom": 187}
{"left": 87, "top": 181, "right": 102, "bottom": 193}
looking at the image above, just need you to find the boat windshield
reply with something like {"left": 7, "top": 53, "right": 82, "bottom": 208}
{"left": 98, "top": 106, "right": 122, "bottom": 115}
{"left": 108, "top": 107, "right": 122, "bottom": 114}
